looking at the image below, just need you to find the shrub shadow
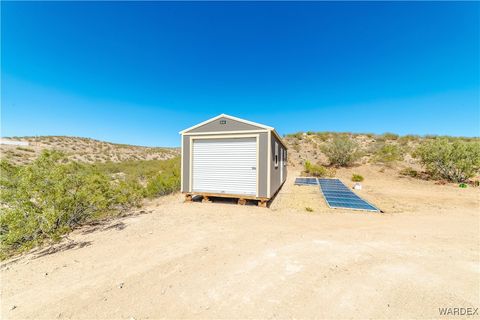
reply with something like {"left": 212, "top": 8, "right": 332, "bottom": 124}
{"left": 33, "top": 240, "right": 92, "bottom": 259}
{"left": 81, "top": 221, "right": 127, "bottom": 235}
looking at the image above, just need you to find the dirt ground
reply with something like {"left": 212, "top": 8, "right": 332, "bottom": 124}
{"left": 1, "top": 167, "right": 479, "bottom": 319}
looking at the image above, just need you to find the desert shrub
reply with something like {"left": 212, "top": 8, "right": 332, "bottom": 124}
{"left": 322, "top": 136, "right": 361, "bottom": 167}
{"left": 305, "top": 207, "right": 314, "bottom": 212}
{"left": 413, "top": 139, "right": 480, "bottom": 182}
{"left": 351, "top": 174, "right": 364, "bottom": 182}
{"left": 373, "top": 144, "right": 403, "bottom": 164}
{"left": 93, "top": 157, "right": 180, "bottom": 181}
{"left": 382, "top": 133, "right": 399, "bottom": 140}
{"left": 0, "top": 150, "right": 143, "bottom": 257}
{"left": 304, "top": 161, "right": 327, "bottom": 177}
{"left": 399, "top": 167, "right": 419, "bottom": 178}
{"left": 145, "top": 164, "right": 180, "bottom": 198}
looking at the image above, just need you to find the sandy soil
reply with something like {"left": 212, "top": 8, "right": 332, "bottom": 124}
{"left": 1, "top": 168, "right": 479, "bottom": 319}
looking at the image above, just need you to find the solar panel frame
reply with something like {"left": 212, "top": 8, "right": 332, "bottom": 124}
{"left": 318, "top": 178, "right": 380, "bottom": 212}
{"left": 294, "top": 177, "right": 319, "bottom": 186}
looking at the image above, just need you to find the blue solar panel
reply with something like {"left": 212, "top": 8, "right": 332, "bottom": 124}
{"left": 318, "top": 179, "right": 380, "bottom": 212}
{"left": 295, "top": 177, "right": 319, "bottom": 186}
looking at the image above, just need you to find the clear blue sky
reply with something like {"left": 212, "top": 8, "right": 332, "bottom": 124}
{"left": 2, "top": 2, "right": 479, "bottom": 147}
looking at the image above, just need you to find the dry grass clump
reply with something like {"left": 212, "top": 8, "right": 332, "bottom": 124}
{"left": 351, "top": 174, "right": 364, "bottom": 182}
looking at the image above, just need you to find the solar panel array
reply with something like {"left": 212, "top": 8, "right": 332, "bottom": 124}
{"left": 294, "top": 177, "right": 319, "bottom": 186}
{"left": 318, "top": 179, "right": 379, "bottom": 212}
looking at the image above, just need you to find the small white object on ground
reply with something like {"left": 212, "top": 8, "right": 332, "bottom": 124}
{"left": 353, "top": 183, "right": 362, "bottom": 190}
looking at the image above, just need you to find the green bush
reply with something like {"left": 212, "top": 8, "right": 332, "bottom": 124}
{"left": 322, "top": 136, "right": 361, "bottom": 167}
{"left": 93, "top": 157, "right": 180, "bottom": 181}
{"left": 304, "top": 161, "right": 327, "bottom": 177}
{"left": 0, "top": 151, "right": 181, "bottom": 259}
{"left": 145, "top": 167, "right": 180, "bottom": 198}
{"left": 0, "top": 151, "right": 143, "bottom": 257}
{"left": 351, "top": 174, "right": 364, "bottom": 182}
{"left": 373, "top": 144, "right": 403, "bottom": 164}
{"left": 414, "top": 139, "right": 480, "bottom": 182}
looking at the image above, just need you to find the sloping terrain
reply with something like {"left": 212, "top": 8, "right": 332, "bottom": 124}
{"left": 283, "top": 132, "right": 480, "bottom": 184}
{"left": 283, "top": 132, "right": 421, "bottom": 168}
{"left": 1, "top": 170, "right": 479, "bottom": 319}
{"left": 0, "top": 136, "right": 179, "bottom": 165}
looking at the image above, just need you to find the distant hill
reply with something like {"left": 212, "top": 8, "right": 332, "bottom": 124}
{"left": 0, "top": 136, "right": 179, "bottom": 165}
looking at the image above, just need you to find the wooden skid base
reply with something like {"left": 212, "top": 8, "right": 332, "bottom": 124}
{"left": 184, "top": 193, "right": 269, "bottom": 207}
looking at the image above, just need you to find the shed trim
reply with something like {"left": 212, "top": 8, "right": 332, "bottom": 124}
{"left": 183, "top": 129, "right": 268, "bottom": 136}
{"left": 267, "top": 130, "right": 271, "bottom": 197}
{"left": 188, "top": 134, "right": 260, "bottom": 197}
{"left": 271, "top": 130, "right": 287, "bottom": 150}
{"left": 179, "top": 114, "right": 273, "bottom": 134}
{"left": 180, "top": 134, "right": 184, "bottom": 192}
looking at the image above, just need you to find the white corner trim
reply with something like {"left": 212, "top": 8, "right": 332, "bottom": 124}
{"left": 188, "top": 133, "right": 260, "bottom": 195}
{"left": 271, "top": 130, "right": 288, "bottom": 150}
{"left": 267, "top": 130, "right": 271, "bottom": 198}
{"left": 256, "top": 134, "right": 259, "bottom": 197}
{"left": 189, "top": 136, "right": 193, "bottom": 192}
{"left": 179, "top": 113, "right": 273, "bottom": 134}
{"left": 180, "top": 135, "right": 184, "bottom": 192}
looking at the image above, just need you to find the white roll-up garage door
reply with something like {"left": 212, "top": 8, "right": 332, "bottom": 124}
{"left": 192, "top": 137, "right": 257, "bottom": 196}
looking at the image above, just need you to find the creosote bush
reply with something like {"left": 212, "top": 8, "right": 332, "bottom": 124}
{"left": 322, "top": 136, "right": 361, "bottom": 167}
{"left": 304, "top": 161, "right": 335, "bottom": 177}
{"left": 0, "top": 151, "right": 180, "bottom": 259}
{"left": 413, "top": 138, "right": 480, "bottom": 182}
{"left": 304, "top": 161, "right": 327, "bottom": 177}
{"left": 145, "top": 164, "right": 181, "bottom": 198}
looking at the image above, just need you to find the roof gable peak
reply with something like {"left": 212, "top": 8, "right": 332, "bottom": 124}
{"left": 179, "top": 114, "right": 273, "bottom": 134}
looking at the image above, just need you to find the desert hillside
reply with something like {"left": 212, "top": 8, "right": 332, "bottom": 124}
{"left": 0, "top": 136, "right": 179, "bottom": 165}
{"left": 283, "top": 132, "right": 479, "bottom": 181}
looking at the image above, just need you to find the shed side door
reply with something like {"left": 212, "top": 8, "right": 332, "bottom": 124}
{"left": 192, "top": 138, "right": 257, "bottom": 196}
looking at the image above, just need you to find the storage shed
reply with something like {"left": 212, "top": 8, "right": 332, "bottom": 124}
{"left": 180, "top": 114, "right": 287, "bottom": 206}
